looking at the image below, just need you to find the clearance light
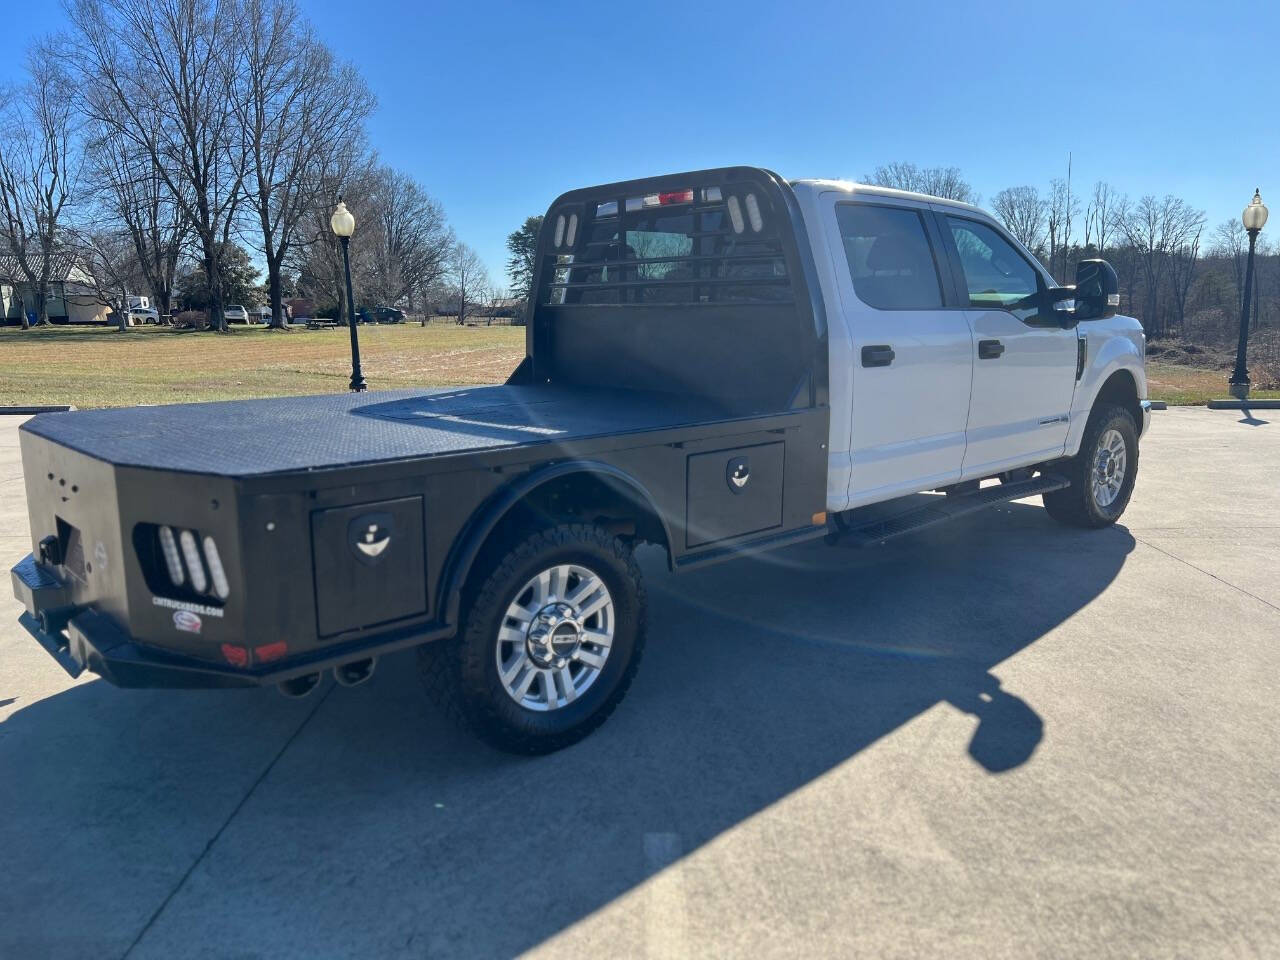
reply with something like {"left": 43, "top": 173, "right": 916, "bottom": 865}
{"left": 158, "top": 525, "right": 184, "bottom": 585}
{"left": 727, "top": 195, "right": 745, "bottom": 234}
{"left": 203, "top": 535, "right": 230, "bottom": 600}
{"left": 596, "top": 200, "right": 618, "bottom": 217}
{"left": 179, "top": 529, "right": 208, "bottom": 594}
{"left": 254, "top": 641, "right": 288, "bottom": 663}
{"left": 702, "top": 186, "right": 723, "bottom": 202}
{"left": 221, "top": 644, "right": 249, "bottom": 668}
{"left": 657, "top": 189, "right": 693, "bottom": 205}
{"left": 626, "top": 189, "right": 695, "bottom": 212}
{"left": 744, "top": 193, "right": 763, "bottom": 232}
{"left": 565, "top": 213, "right": 578, "bottom": 247}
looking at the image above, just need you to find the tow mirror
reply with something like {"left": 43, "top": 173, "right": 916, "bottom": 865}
{"left": 1074, "top": 259, "right": 1119, "bottom": 321}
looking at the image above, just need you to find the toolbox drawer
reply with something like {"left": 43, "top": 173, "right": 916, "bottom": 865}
{"left": 686, "top": 442, "right": 785, "bottom": 548}
{"left": 311, "top": 496, "right": 427, "bottom": 637}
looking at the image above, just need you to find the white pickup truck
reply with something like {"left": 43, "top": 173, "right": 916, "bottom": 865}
{"left": 12, "top": 167, "right": 1148, "bottom": 754}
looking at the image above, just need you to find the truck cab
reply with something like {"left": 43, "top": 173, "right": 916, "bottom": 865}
{"left": 789, "top": 180, "right": 1148, "bottom": 512}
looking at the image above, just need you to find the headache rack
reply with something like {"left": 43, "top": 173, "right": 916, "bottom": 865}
{"left": 521, "top": 166, "right": 828, "bottom": 415}
{"left": 542, "top": 184, "right": 793, "bottom": 306}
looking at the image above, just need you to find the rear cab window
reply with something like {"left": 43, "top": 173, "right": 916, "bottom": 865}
{"left": 834, "top": 204, "right": 944, "bottom": 311}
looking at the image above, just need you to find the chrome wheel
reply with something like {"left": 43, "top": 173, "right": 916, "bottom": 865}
{"left": 1091, "top": 428, "right": 1127, "bottom": 508}
{"left": 495, "top": 563, "right": 614, "bottom": 711}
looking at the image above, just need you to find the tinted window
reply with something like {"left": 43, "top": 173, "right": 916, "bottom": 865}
{"left": 541, "top": 192, "right": 791, "bottom": 305}
{"left": 946, "top": 217, "right": 1040, "bottom": 313}
{"left": 835, "top": 204, "right": 943, "bottom": 310}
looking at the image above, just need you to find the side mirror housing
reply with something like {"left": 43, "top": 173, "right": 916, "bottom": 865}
{"left": 1074, "top": 259, "right": 1119, "bottom": 321}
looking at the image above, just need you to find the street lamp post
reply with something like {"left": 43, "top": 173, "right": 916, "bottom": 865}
{"left": 330, "top": 198, "right": 366, "bottom": 392}
{"left": 1229, "top": 189, "right": 1268, "bottom": 400}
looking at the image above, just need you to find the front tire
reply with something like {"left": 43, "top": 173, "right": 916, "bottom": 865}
{"left": 1043, "top": 403, "right": 1138, "bottom": 528}
{"left": 418, "top": 523, "right": 646, "bottom": 754}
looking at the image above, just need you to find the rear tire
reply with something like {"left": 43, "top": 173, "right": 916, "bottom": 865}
{"left": 1043, "top": 403, "right": 1138, "bottom": 528}
{"left": 418, "top": 523, "right": 646, "bottom": 754}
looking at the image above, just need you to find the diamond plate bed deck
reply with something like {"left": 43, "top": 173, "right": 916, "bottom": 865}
{"left": 20, "top": 386, "right": 733, "bottom": 477}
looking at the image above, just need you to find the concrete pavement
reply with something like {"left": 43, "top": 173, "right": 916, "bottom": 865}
{"left": 1, "top": 409, "right": 1277, "bottom": 959}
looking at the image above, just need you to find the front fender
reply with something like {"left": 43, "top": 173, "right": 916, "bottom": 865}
{"left": 1066, "top": 325, "right": 1147, "bottom": 457}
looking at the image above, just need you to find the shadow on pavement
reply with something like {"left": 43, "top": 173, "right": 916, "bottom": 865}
{"left": 0, "top": 503, "right": 1134, "bottom": 958}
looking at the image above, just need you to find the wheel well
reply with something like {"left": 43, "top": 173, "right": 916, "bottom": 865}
{"left": 1093, "top": 370, "right": 1142, "bottom": 428}
{"left": 455, "top": 469, "right": 671, "bottom": 609}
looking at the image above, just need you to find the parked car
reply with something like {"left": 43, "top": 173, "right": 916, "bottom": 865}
{"left": 371, "top": 306, "right": 406, "bottom": 323}
{"left": 224, "top": 304, "right": 251, "bottom": 324}
{"left": 126, "top": 306, "right": 159, "bottom": 326}
{"left": 11, "top": 167, "right": 1149, "bottom": 756}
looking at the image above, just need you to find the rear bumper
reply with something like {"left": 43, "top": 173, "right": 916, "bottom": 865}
{"left": 1140, "top": 399, "right": 1152, "bottom": 438}
{"left": 11, "top": 554, "right": 450, "bottom": 690}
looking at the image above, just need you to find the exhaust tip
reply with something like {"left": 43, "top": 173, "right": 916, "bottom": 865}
{"left": 278, "top": 672, "right": 322, "bottom": 699}
{"left": 333, "top": 657, "right": 377, "bottom": 687}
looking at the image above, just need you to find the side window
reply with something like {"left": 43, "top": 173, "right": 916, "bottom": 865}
{"left": 835, "top": 204, "right": 943, "bottom": 310}
{"left": 946, "top": 217, "right": 1041, "bottom": 319}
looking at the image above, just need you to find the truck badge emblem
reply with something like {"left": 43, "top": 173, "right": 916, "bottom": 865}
{"left": 349, "top": 513, "right": 393, "bottom": 565}
{"left": 727, "top": 456, "right": 750, "bottom": 492}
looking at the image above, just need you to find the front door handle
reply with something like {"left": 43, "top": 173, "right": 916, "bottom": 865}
{"left": 861, "top": 345, "right": 895, "bottom": 367}
{"left": 978, "top": 339, "right": 1005, "bottom": 359}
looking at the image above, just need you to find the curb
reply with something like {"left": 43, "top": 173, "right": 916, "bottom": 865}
{"left": 1206, "top": 399, "right": 1280, "bottom": 410}
{"left": 0, "top": 405, "right": 74, "bottom": 415}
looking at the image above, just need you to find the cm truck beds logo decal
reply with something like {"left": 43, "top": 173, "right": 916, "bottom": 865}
{"left": 349, "top": 512, "right": 393, "bottom": 565}
{"left": 151, "top": 596, "right": 225, "bottom": 618}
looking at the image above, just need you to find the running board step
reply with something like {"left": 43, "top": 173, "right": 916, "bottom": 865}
{"left": 831, "top": 474, "right": 1070, "bottom": 547}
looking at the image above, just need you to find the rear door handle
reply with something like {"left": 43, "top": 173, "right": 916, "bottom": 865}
{"left": 861, "top": 345, "right": 895, "bottom": 367}
{"left": 978, "top": 339, "right": 1005, "bottom": 359}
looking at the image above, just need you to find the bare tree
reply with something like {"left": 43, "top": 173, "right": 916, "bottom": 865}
{"left": 0, "top": 53, "right": 80, "bottom": 328}
{"left": 83, "top": 118, "right": 188, "bottom": 316}
{"left": 1045, "top": 178, "right": 1079, "bottom": 283}
{"left": 68, "top": 0, "right": 247, "bottom": 332}
{"left": 231, "top": 0, "right": 374, "bottom": 329}
{"left": 1167, "top": 223, "right": 1202, "bottom": 337}
{"left": 1114, "top": 194, "right": 1204, "bottom": 336}
{"left": 1212, "top": 218, "right": 1247, "bottom": 314}
{"left": 863, "top": 161, "right": 978, "bottom": 203}
{"left": 1084, "top": 181, "right": 1116, "bottom": 255}
{"left": 449, "top": 243, "right": 487, "bottom": 326}
{"left": 367, "top": 165, "right": 453, "bottom": 309}
{"left": 70, "top": 226, "right": 138, "bottom": 331}
{"left": 991, "top": 186, "right": 1047, "bottom": 254}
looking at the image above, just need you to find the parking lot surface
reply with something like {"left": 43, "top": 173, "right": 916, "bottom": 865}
{"left": 1, "top": 408, "right": 1277, "bottom": 959}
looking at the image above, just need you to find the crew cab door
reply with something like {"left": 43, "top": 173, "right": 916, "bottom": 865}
{"left": 935, "top": 211, "right": 1078, "bottom": 478}
{"left": 828, "top": 199, "right": 974, "bottom": 506}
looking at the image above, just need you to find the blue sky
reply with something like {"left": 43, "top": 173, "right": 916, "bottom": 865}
{"left": 5, "top": 0, "right": 1277, "bottom": 285}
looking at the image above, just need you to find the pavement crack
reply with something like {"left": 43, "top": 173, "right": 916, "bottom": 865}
{"left": 1134, "top": 535, "right": 1280, "bottom": 616}
{"left": 119, "top": 683, "right": 335, "bottom": 960}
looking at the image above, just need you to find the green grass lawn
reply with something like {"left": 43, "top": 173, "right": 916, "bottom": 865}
{"left": 0, "top": 323, "right": 526, "bottom": 408}
{"left": 1, "top": 323, "right": 1272, "bottom": 409}
{"left": 1145, "top": 361, "right": 1280, "bottom": 406}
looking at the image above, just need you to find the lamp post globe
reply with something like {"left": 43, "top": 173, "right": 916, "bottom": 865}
{"left": 331, "top": 199, "right": 365, "bottom": 392}
{"left": 1242, "top": 189, "right": 1269, "bottom": 233}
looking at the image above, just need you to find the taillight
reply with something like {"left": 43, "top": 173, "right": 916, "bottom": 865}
{"left": 178, "top": 530, "right": 207, "bottom": 593}
{"left": 140, "top": 524, "right": 230, "bottom": 605}
{"left": 158, "top": 525, "right": 184, "bottom": 585}
{"left": 202, "top": 535, "right": 230, "bottom": 600}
